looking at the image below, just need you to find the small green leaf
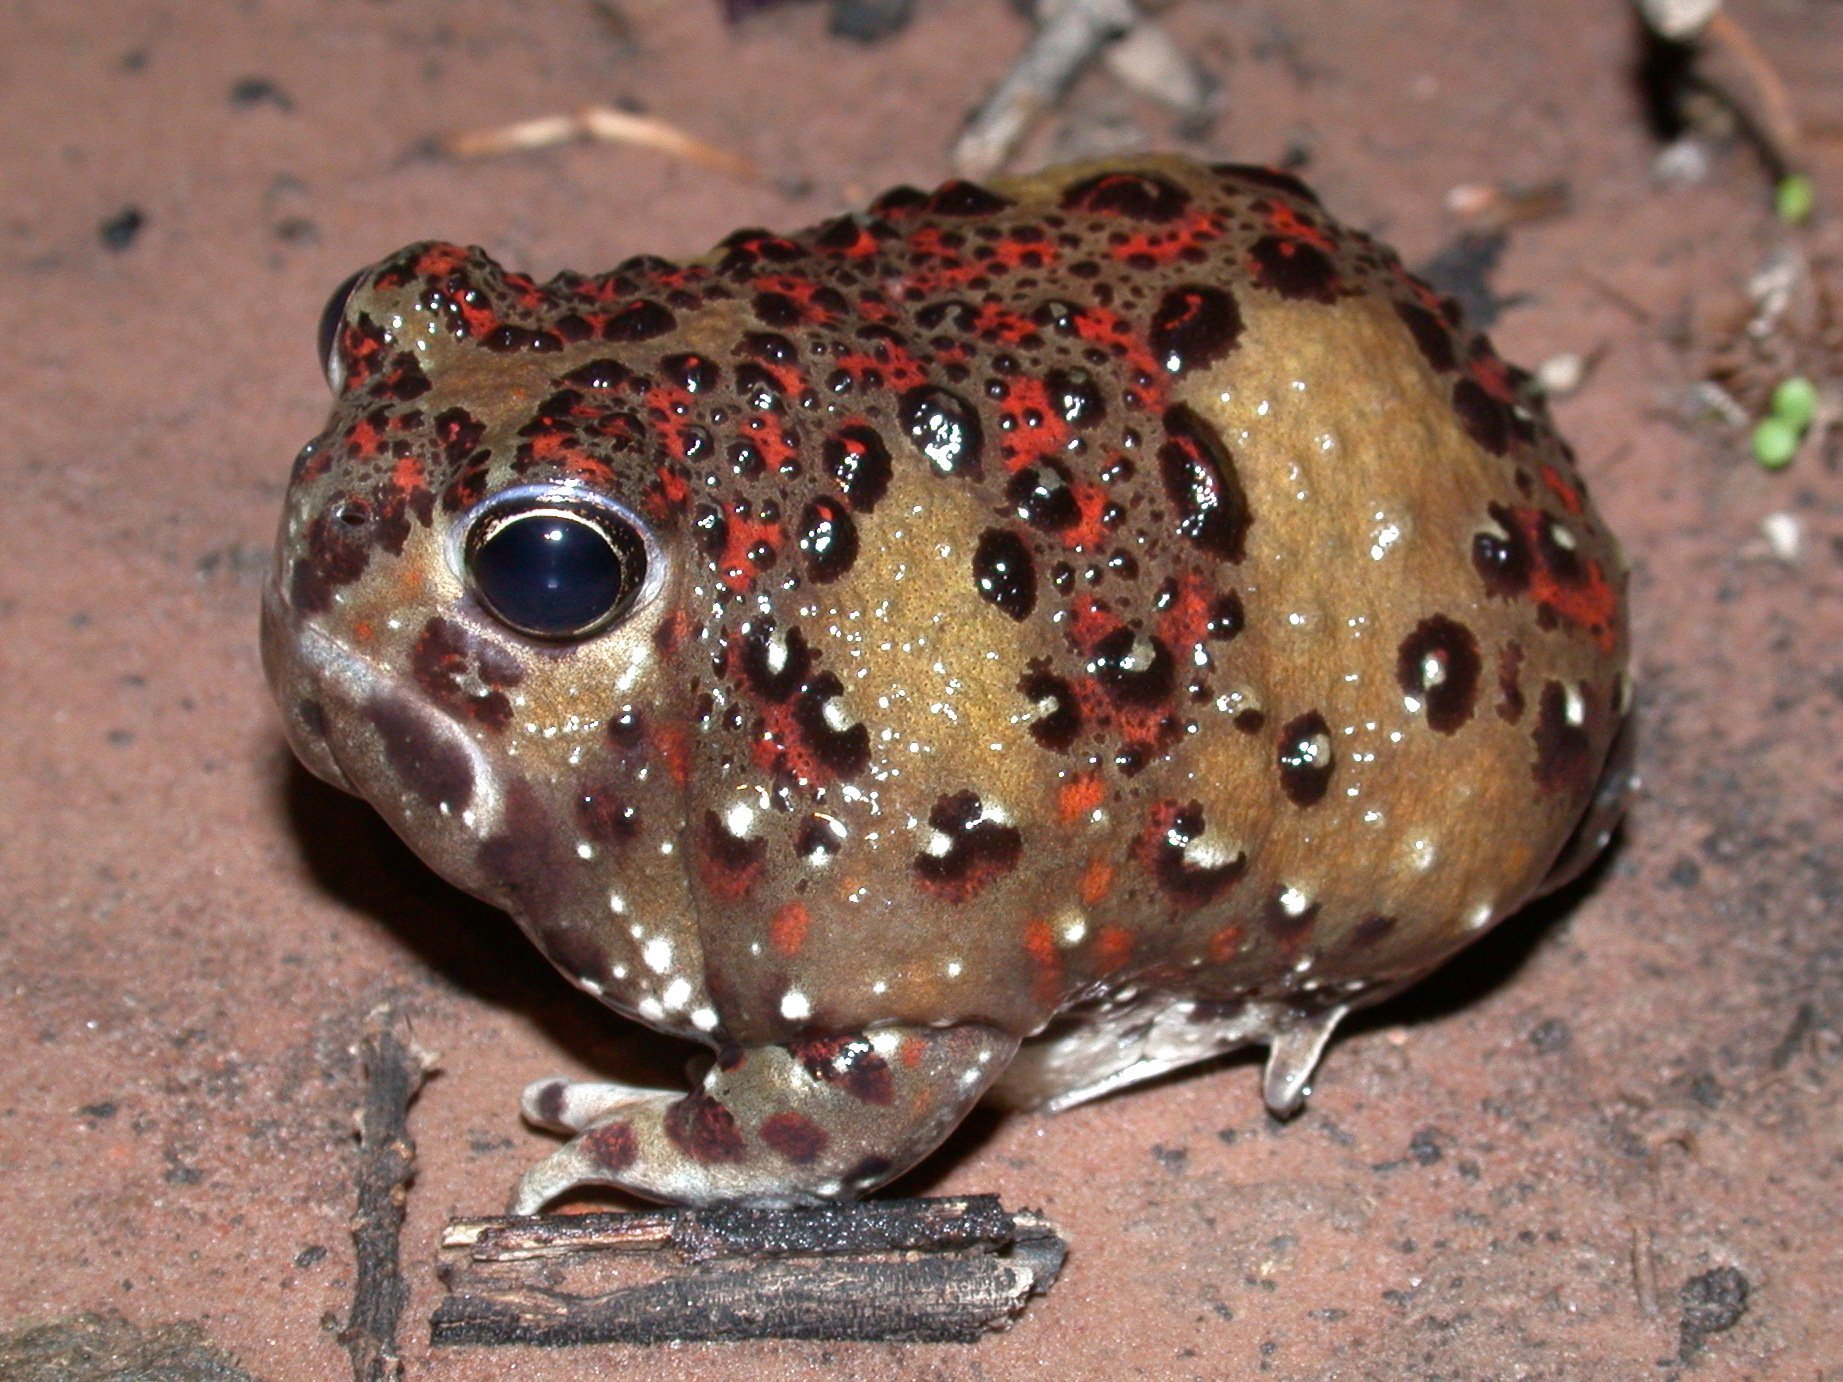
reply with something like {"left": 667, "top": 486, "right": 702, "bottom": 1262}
{"left": 1752, "top": 416, "right": 1800, "bottom": 469}
{"left": 1771, "top": 376, "right": 1818, "bottom": 430}
{"left": 1776, "top": 174, "right": 1815, "bottom": 225}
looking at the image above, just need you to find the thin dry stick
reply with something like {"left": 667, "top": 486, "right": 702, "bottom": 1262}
{"left": 432, "top": 1195, "right": 1066, "bottom": 1345}
{"left": 1703, "top": 8, "right": 1804, "bottom": 174}
{"left": 441, "top": 105, "right": 755, "bottom": 179}
{"left": 341, "top": 1004, "right": 437, "bottom": 1382}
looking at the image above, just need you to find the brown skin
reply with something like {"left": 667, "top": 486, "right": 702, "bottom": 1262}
{"left": 263, "top": 156, "right": 1628, "bottom": 1207}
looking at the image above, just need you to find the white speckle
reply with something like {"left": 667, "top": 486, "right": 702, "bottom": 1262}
{"left": 662, "top": 977, "right": 692, "bottom": 1009}
{"left": 691, "top": 1006, "right": 719, "bottom": 1031}
{"left": 575, "top": 841, "right": 595, "bottom": 861}
{"left": 1279, "top": 886, "right": 1312, "bottom": 917}
{"left": 1564, "top": 684, "right": 1586, "bottom": 726}
{"left": 643, "top": 938, "right": 673, "bottom": 974}
{"left": 945, "top": 959, "right": 964, "bottom": 979}
{"left": 1256, "top": 398, "right": 1271, "bottom": 417}
{"left": 1402, "top": 694, "right": 1424, "bottom": 714}
{"left": 1292, "top": 955, "right": 1314, "bottom": 974}
{"left": 871, "top": 979, "right": 889, "bottom": 995}
{"left": 660, "top": 840, "right": 675, "bottom": 856}
{"left": 959, "top": 1068, "right": 982, "bottom": 1086}
{"left": 608, "top": 892, "right": 627, "bottom": 915}
{"left": 1410, "top": 838, "right": 1437, "bottom": 871}
{"left": 870, "top": 1029, "right": 903, "bottom": 1055}
{"left": 1466, "top": 902, "right": 1495, "bottom": 931}
{"left": 781, "top": 990, "right": 811, "bottom": 1021}
{"left": 1057, "top": 912, "right": 1088, "bottom": 947}
{"left": 1761, "top": 511, "right": 1802, "bottom": 562}
{"left": 822, "top": 697, "right": 856, "bottom": 733}
{"left": 1548, "top": 521, "right": 1577, "bottom": 551}
{"left": 1421, "top": 652, "right": 1446, "bottom": 688}
{"left": 461, "top": 808, "right": 478, "bottom": 830}
{"left": 923, "top": 829, "right": 953, "bottom": 857}
{"left": 1120, "top": 636, "right": 1156, "bottom": 672}
{"left": 1287, "top": 611, "right": 1307, "bottom": 627}
{"left": 1370, "top": 521, "right": 1402, "bottom": 561}
{"left": 638, "top": 997, "right": 665, "bottom": 1021}
{"left": 724, "top": 799, "right": 756, "bottom": 838}
{"left": 578, "top": 977, "right": 603, "bottom": 996}
{"left": 1363, "top": 809, "right": 1383, "bottom": 825}
{"left": 610, "top": 963, "right": 629, "bottom": 980}
{"left": 765, "top": 629, "right": 790, "bottom": 674}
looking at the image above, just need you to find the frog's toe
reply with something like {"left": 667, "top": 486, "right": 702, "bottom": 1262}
{"left": 520, "top": 1075, "right": 673, "bottom": 1133}
{"left": 510, "top": 1022, "right": 1021, "bottom": 1211}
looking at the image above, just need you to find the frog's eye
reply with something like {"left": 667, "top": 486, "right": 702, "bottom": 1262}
{"left": 464, "top": 495, "right": 653, "bottom": 640}
{"left": 316, "top": 269, "right": 366, "bottom": 393}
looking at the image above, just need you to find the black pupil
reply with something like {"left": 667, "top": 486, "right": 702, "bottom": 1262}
{"left": 469, "top": 508, "right": 642, "bottom": 638}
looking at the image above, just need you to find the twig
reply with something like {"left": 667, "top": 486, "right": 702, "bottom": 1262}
{"left": 952, "top": 0, "right": 1139, "bottom": 179}
{"left": 440, "top": 106, "right": 755, "bottom": 179}
{"left": 432, "top": 1195, "right": 1066, "bottom": 1345}
{"left": 340, "top": 1004, "right": 437, "bottom": 1382}
{"left": 1703, "top": 8, "right": 1804, "bottom": 175}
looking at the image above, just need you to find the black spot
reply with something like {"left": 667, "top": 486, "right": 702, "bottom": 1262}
{"left": 1396, "top": 615, "right": 1483, "bottom": 734}
{"left": 1212, "top": 164, "right": 1321, "bottom": 204}
{"left": 788, "top": 1033, "right": 894, "bottom": 1105}
{"left": 1061, "top": 170, "right": 1192, "bottom": 222}
{"left": 410, "top": 617, "right": 522, "bottom": 731}
{"left": 368, "top": 696, "right": 474, "bottom": 810}
{"left": 1277, "top": 711, "right": 1334, "bottom": 807}
{"left": 1045, "top": 366, "right": 1106, "bottom": 427}
{"left": 1145, "top": 802, "right": 1246, "bottom": 908}
{"left": 913, "top": 791, "right": 1022, "bottom": 902}
{"left": 483, "top": 324, "right": 562, "bottom": 353}
{"left": 797, "top": 496, "right": 859, "bottom": 583}
{"left": 1007, "top": 463, "right": 1080, "bottom": 531}
{"left": 1088, "top": 628, "right": 1176, "bottom": 706}
{"left": 1018, "top": 664, "right": 1081, "bottom": 751}
{"left": 737, "top": 619, "right": 812, "bottom": 702}
{"left": 1532, "top": 681, "right": 1594, "bottom": 796}
{"left": 562, "top": 358, "right": 636, "bottom": 391}
{"left": 1350, "top": 914, "right": 1397, "bottom": 948}
{"left": 1261, "top": 887, "right": 1321, "bottom": 942}
{"left": 1249, "top": 235, "right": 1340, "bottom": 302}
{"left": 99, "top": 206, "right": 145, "bottom": 252}
{"left": 1452, "top": 377, "right": 1510, "bottom": 454}
{"left": 925, "top": 180, "right": 1012, "bottom": 216}
{"left": 973, "top": 528, "right": 1036, "bottom": 621}
{"left": 1148, "top": 285, "right": 1243, "bottom": 375}
{"left": 1159, "top": 405, "right": 1251, "bottom": 562}
{"left": 1208, "top": 592, "right": 1245, "bottom": 640}
{"left": 1233, "top": 707, "right": 1266, "bottom": 734}
{"left": 662, "top": 353, "right": 720, "bottom": 394}
{"left": 824, "top": 423, "right": 892, "bottom": 512}
{"left": 1394, "top": 300, "right": 1457, "bottom": 373}
{"left": 794, "top": 673, "right": 871, "bottom": 779}
{"left": 1473, "top": 503, "right": 1533, "bottom": 597}
{"left": 901, "top": 386, "right": 984, "bottom": 478}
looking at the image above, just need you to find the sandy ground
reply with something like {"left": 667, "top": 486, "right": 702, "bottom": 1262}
{"left": 3, "top": 0, "right": 1842, "bottom": 1376}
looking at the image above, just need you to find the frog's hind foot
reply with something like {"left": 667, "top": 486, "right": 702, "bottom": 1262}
{"left": 509, "top": 1022, "right": 1020, "bottom": 1212}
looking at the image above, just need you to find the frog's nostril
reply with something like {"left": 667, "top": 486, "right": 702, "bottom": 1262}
{"left": 334, "top": 498, "right": 371, "bottom": 528}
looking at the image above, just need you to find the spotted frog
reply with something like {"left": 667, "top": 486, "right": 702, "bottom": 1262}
{"left": 263, "top": 156, "right": 1632, "bottom": 1210}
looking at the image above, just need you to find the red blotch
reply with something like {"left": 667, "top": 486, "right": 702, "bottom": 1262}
{"left": 759, "top": 1111, "right": 829, "bottom": 1165}
{"left": 1058, "top": 773, "right": 1104, "bottom": 824}
{"left": 770, "top": 902, "right": 811, "bottom": 957}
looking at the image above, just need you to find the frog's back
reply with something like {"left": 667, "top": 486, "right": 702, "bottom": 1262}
{"left": 644, "top": 156, "right": 1628, "bottom": 1046}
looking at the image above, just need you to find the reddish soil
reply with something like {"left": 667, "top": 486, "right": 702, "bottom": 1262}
{"left": 3, "top": 0, "right": 1841, "bottom": 1376}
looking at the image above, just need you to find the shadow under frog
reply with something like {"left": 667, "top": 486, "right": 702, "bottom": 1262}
{"left": 262, "top": 157, "right": 1632, "bottom": 1210}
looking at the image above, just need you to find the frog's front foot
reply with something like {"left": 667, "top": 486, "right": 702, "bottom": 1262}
{"left": 511, "top": 1022, "right": 1021, "bottom": 1212}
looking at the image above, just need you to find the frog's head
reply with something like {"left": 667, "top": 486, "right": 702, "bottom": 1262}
{"left": 262, "top": 244, "right": 700, "bottom": 982}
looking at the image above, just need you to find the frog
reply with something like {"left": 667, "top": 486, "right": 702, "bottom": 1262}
{"left": 261, "top": 155, "right": 1632, "bottom": 1212}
